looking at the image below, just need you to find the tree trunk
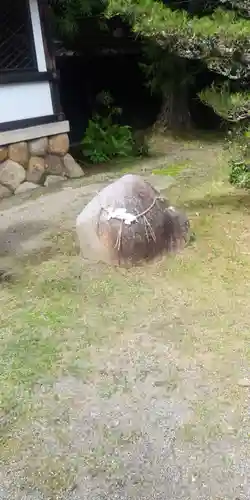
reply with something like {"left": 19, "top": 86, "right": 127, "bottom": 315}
{"left": 156, "top": 86, "right": 192, "bottom": 132}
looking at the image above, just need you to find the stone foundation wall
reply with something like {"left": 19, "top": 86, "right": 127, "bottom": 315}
{"left": 0, "top": 133, "right": 84, "bottom": 199}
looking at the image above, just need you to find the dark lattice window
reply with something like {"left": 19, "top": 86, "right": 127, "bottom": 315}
{"left": 0, "top": 0, "right": 37, "bottom": 71}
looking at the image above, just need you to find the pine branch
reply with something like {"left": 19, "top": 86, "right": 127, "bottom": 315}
{"left": 199, "top": 84, "right": 250, "bottom": 122}
{"left": 106, "top": 0, "right": 250, "bottom": 78}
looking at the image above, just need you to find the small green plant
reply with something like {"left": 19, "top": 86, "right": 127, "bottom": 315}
{"left": 82, "top": 117, "right": 134, "bottom": 163}
{"left": 81, "top": 91, "right": 143, "bottom": 164}
{"left": 228, "top": 128, "right": 250, "bottom": 188}
{"left": 229, "top": 159, "right": 250, "bottom": 188}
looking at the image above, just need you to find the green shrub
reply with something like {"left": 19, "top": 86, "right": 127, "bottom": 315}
{"left": 82, "top": 115, "right": 134, "bottom": 163}
{"left": 229, "top": 159, "right": 250, "bottom": 188}
{"left": 228, "top": 128, "right": 250, "bottom": 188}
{"left": 81, "top": 91, "right": 148, "bottom": 164}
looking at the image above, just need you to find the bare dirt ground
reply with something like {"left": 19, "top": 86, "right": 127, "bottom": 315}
{"left": 0, "top": 136, "right": 249, "bottom": 500}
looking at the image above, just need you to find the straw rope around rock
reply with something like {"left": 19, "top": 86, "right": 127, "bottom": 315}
{"left": 98, "top": 195, "right": 170, "bottom": 256}
{"left": 76, "top": 174, "right": 190, "bottom": 266}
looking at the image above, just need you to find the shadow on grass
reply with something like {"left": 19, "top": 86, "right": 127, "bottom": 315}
{"left": 0, "top": 220, "right": 54, "bottom": 257}
{"left": 153, "top": 128, "right": 226, "bottom": 144}
{"left": 186, "top": 191, "right": 250, "bottom": 212}
{"left": 0, "top": 228, "right": 79, "bottom": 285}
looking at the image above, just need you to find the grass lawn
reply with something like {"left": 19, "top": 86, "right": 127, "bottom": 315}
{"left": 0, "top": 135, "right": 249, "bottom": 500}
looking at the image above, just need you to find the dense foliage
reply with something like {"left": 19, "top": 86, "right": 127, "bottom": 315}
{"left": 51, "top": 0, "right": 250, "bottom": 128}
{"left": 106, "top": 0, "right": 250, "bottom": 126}
{"left": 81, "top": 92, "right": 148, "bottom": 163}
{"left": 50, "top": 0, "right": 105, "bottom": 36}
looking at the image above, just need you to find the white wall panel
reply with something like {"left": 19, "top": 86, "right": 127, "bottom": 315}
{"left": 0, "top": 82, "right": 53, "bottom": 123}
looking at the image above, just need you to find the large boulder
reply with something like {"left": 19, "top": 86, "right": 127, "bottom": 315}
{"left": 8, "top": 142, "right": 28, "bottom": 166}
{"left": 48, "top": 134, "right": 69, "bottom": 156}
{"left": 45, "top": 155, "right": 65, "bottom": 176}
{"left": 0, "top": 184, "right": 12, "bottom": 200}
{"left": 29, "top": 137, "right": 48, "bottom": 157}
{"left": 15, "top": 182, "right": 39, "bottom": 194}
{"left": 26, "top": 157, "right": 45, "bottom": 184}
{"left": 0, "top": 160, "right": 26, "bottom": 192}
{"left": 76, "top": 174, "right": 189, "bottom": 266}
{"left": 44, "top": 175, "right": 65, "bottom": 186}
{"left": 0, "top": 147, "right": 8, "bottom": 163}
{"left": 63, "top": 154, "right": 84, "bottom": 178}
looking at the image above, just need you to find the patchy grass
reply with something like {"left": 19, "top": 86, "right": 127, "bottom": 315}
{"left": 152, "top": 162, "right": 190, "bottom": 176}
{"left": 0, "top": 136, "right": 249, "bottom": 499}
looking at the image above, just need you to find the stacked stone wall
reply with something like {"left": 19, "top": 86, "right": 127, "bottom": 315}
{"left": 0, "top": 133, "right": 84, "bottom": 199}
